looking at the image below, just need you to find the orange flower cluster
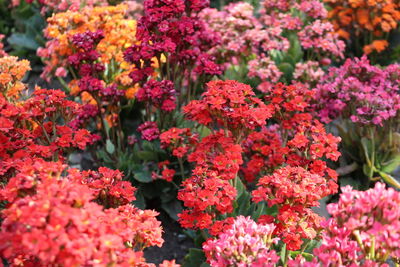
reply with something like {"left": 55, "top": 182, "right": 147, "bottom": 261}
{"left": 39, "top": 4, "right": 140, "bottom": 98}
{"left": 325, "top": 0, "right": 400, "bottom": 54}
{"left": 0, "top": 56, "right": 31, "bottom": 100}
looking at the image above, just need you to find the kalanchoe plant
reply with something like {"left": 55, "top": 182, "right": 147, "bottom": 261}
{"left": 157, "top": 80, "right": 341, "bottom": 265}
{"left": 324, "top": 0, "right": 400, "bottom": 62}
{"left": 315, "top": 56, "right": 400, "bottom": 189}
{"left": 200, "top": 0, "right": 345, "bottom": 86}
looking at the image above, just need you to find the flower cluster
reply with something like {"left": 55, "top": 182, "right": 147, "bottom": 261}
{"left": 39, "top": 3, "right": 139, "bottom": 93}
{"left": 137, "top": 121, "right": 160, "bottom": 141}
{"left": 178, "top": 131, "right": 240, "bottom": 229}
{"left": 0, "top": 82, "right": 94, "bottom": 179}
{"left": 11, "top": 0, "right": 108, "bottom": 14}
{"left": 293, "top": 61, "right": 325, "bottom": 87}
{"left": 160, "top": 128, "right": 199, "bottom": 158}
{"left": 200, "top": 0, "right": 345, "bottom": 82}
{"left": 137, "top": 79, "right": 177, "bottom": 112}
{"left": 325, "top": 0, "right": 400, "bottom": 54}
{"left": 184, "top": 80, "right": 273, "bottom": 138}
{"left": 315, "top": 56, "right": 400, "bottom": 126}
{"left": 312, "top": 182, "right": 400, "bottom": 265}
{"left": 298, "top": 20, "right": 345, "bottom": 58}
{"left": 203, "top": 216, "right": 279, "bottom": 266}
{"left": 71, "top": 167, "right": 136, "bottom": 208}
{"left": 0, "top": 56, "right": 30, "bottom": 100}
{"left": 123, "top": 0, "right": 221, "bottom": 106}
{"left": 0, "top": 160, "right": 163, "bottom": 266}
{"left": 243, "top": 83, "right": 341, "bottom": 250}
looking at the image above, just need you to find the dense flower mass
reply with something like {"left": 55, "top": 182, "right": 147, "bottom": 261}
{"left": 184, "top": 80, "right": 273, "bottom": 136}
{"left": 200, "top": 0, "right": 345, "bottom": 82}
{"left": 203, "top": 216, "right": 279, "bottom": 266}
{"left": 0, "top": 88, "right": 94, "bottom": 178}
{"left": 313, "top": 182, "right": 400, "bottom": 265}
{"left": 123, "top": 0, "right": 221, "bottom": 104}
{"left": 137, "top": 79, "right": 177, "bottom": 112}
{"left": 11, "top": 0, "right": 108, "bottom": 13}
{"left": 0, "top": 56, "right": 30, "bottom": 99}
{"left": 3, "top": 0, "right": 400, "bottom": 265}
{"left": 39, "top": 4, "right": 139, "bottom": 87}
{"left": 325, "top": 0, "right": 400, "bottom": 54}
{"left": 0, "top": 161, "right": 163, "bottom": 266}
{"left": 315, "top": 56, "right": 400, "bottom": 126}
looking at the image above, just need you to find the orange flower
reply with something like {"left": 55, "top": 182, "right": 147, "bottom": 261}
{"left": 81, "top": 91, "right": 97, "bottom": 105}
{"left": 363, "top": 40, "right": 388, "bottom": 54}
{"left": 0, "top": 73, "right": 12, "bottom": 85}
{"left": 325, "top": 0, "right": 399, "bottom": 54}
{"left": 0, "top": 56, "right": 30, "bottom": 100}
{"left": 125, "top": 84, "right": 140, "bottom": 99}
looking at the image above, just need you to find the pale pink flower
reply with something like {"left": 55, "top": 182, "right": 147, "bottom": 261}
{"left": 203, "top": 216, "right": 279, "bottom": 267}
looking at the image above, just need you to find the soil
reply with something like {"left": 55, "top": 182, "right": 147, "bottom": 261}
{"left": 144, "top": 211, "right": 194, "bottom": 264}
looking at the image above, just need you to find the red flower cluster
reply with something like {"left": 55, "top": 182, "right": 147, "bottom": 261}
{"left": 178, "top": 168, "right": 237, "bottom": 229}
{"left": 0, "top": 87, "right": 93, "bottom": 178}
{"left": 241, "top": 126, "right": 287, "bottom": 182}
{"left": 178, "top": 131, "right": 240, "bottom": 229}
{"left": 242, "top": 83, "right": 340, "bottom": 183}
{"left": 0, "top": 161, "right": 163, "bottom": 266}
{"left": 253, "top": 166, "right": 331, "bottom": 207}
{"left": 137, "top": 79, "right": 177, "bottom": 112}
{"left": 187, "top": 131, "right": 243, "bottom": 180}
{"left": 152, "top": 160, "right": 176, "bottom": 182}
{"left": 240, "top": 83, "right": 342, "bottom": 250}
{"left": 160, "top": 127, "right": 199, "bottom": 158}
{"left": 184, "top": 80, "right": 273, "bottom": 138}
{"left": 70, "top": 167, "right": 136, "bottom": 208}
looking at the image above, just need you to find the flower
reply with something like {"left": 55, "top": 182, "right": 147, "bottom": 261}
{"left": 137, "top": 121, "right": 160, "bottom": 141}
{"left": 203, "top": 216, "right": 279, "bottom": 267}
{"left": 313, "top": 182, "right": 400, "bottom": 265}
{"left": 315, "top": 56, "right": 400, "bottom": 126}
{"left": 184, "top": 80, "right": 273, "bottom": 136}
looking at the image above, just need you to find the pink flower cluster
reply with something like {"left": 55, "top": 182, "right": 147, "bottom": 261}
{"left": 203, "top": 216, "right": 279, "bottom": 267}
{"left": 298, "top": 20, "right": 345, "bottom": 58}
{"left": 200, "top": 0, "right": 345, "bottom": 82}
{"left": 315, "top": 56, "right": 400, "bottom": 125}
{"left": 11, "top": 0, "right": 108, "bottom": 13}
{"left": 293, "top": 61, "right": 325, "bottom": 86}
{"left": 313, "top": 182, "right": 400, "bottom": 265}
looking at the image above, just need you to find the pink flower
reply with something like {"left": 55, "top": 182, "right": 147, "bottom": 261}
{"left": 203, "top": 216, "right": 279, "bottom": 267}
{"left": 137, "top": 121, "right": 160, "bottom": 141}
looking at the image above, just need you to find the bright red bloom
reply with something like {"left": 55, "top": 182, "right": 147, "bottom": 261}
{"left": 184, "top": 80, "right": 273, "bottom": 138}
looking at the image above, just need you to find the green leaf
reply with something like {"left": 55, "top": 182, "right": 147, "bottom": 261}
{"left": 161, "top": 200, "right": 183, "bottom": 221}
{"left": 183, "top": 248, "right": 207, "bottom": 267}
{"left": 105, "top": 139, "right": 115, "bottom": 154}
{"left": 289, "top": 251, "right": 314, "bottom": 261}
{"left": 8, "top": 33, "right": 40, "bottom": 50}
{"left": 132, "top": 191, "right": 146, "bottom": 209}
{"left": 381, "top": 153, "right": 400, "bottom": 173}
{"left": 137, "top": 150, "right": 157, "bottom": 161}
{"left": 287, "top": 34, "right": 303, "bottom": 62}
{"left": 278, "top": 62, "right": 294, "bottom": 81}
{"left": 339, "top": 176, "right": 361, "bottom": 189}
{"left": 378, "top": 171, "right": 400, "bottom": 189}
{"left": 361, "top": 137, "right": 372, "bottom": 166}
{"left": 132, "top": 167, "right": 152, "bottom": 183}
